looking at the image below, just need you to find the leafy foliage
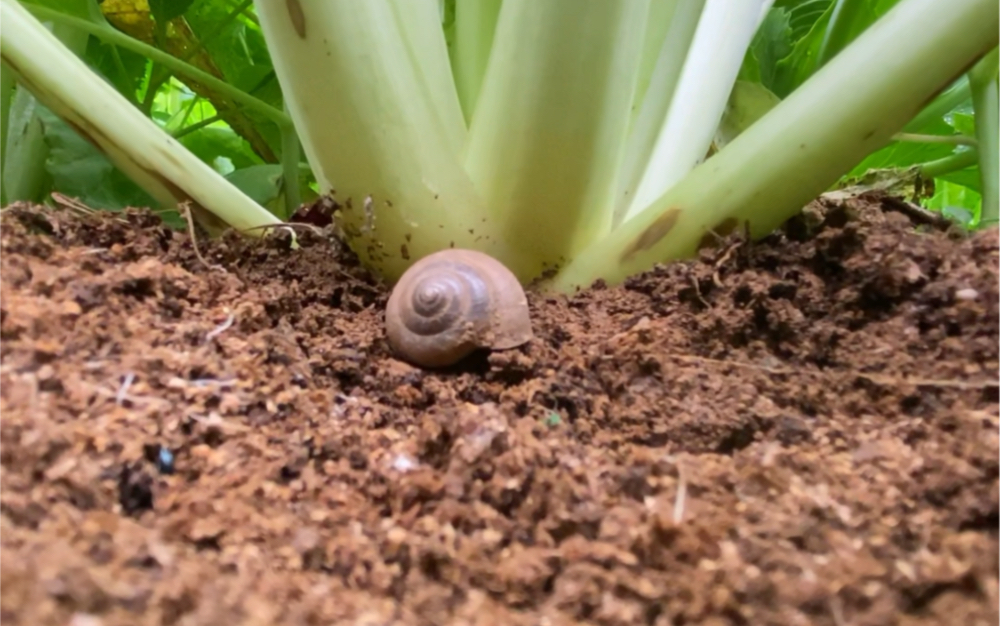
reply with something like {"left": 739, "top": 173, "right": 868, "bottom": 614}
{"left": 737, "top": 0, "right": 986, "bottom": 225}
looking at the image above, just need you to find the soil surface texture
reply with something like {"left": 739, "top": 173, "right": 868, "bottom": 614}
{"left": 1, "top": 198, "right": 997, "bottom": 626}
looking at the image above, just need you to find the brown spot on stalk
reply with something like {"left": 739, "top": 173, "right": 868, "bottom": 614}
{"left": 620, "top": 207, "right": 682, "bottom": 263}
{"left": 286, "top": 0, "right": 306, "bottom": 38}
{"left": 862, "top": 129, "right": 876, "bottom": 140}
{"left": 400, "top": 244, "right": 410, "bottom": 260}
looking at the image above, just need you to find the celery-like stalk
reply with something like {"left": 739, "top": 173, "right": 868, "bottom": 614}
{"left": 464, "top": 0, "right": 649, "bottom": 275}
{"left": 451, "top": 0, "right": 502, "bottom": 124}
{"left": 0, "top": 0, "right": 281, "bottom": 232}
{"left": 969, "top": 48, "right": 998, "bottom": 225}
{"left": 254, "top": 0, "right": 513, "bottom": 282}
{"left": 548, "top": 0, "right": 999, "bottom": 292}
{"left": 919, "top": 148, "right": 979, "bottom": 179}
{"left": 624, "top": 0, "right": 773, "bottom": 223}
{"left": 613, "top": 0, "right": 703, "bottom": 228}
{"left": 628, "top": 0, "right": 684, "bottom": 134}
{"left": 391, "top": 0, "right": 468, "bottom": 158}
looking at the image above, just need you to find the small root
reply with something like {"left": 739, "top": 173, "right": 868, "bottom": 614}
{"left": 205, "top": 311, "right": 236, "bottom": 343}
{"left": 181, "top": 201, "right": 227, "bottom": 273}
{"left": 712, "top": 240, "right": 743, "bottom": 288}
{"left": 115, "top": 372, "right": 135, "bottom": 406}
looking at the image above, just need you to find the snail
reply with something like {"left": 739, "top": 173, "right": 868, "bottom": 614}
{"left": 385, "top": 249, "right": 533, "bottom": 368}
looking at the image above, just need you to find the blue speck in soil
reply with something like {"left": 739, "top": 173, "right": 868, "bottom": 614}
{"left": 157, "top": 448, "right": 175, "bottom": 474}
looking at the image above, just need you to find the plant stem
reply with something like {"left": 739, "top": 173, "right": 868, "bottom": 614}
{"left": 0, "top": 63, "right": 13, "bottom": 205}
{"left": 613, "top": 0, "right": 702, "bottom": 227}
{"left": 625, "top": 0, "right": 771, "bottom": 222}
{"left": 22, "top": 4, "right": 291, "bottom": 130}
{"left": 892, "top": 132, "right": 978, "bottom": 146}
{"left": 918, "top": 148, "right": 980, "bottom": 179}
{"left": 172, "top": 113, "right": 221, "bottom": 139}
{"left": 548, "top": 0, "right": 999, "bottom": 293}
{"left": 451, "top": 0, "right": 502, "bottom": 124}
{"left": 465, "top": 0, "right": 650, "bottom": 275}
{"left": 969, "top": 47, "right": 998, "bottom": 226}
{"left": 254, "top": 0, "right": 506, "bottom": 282}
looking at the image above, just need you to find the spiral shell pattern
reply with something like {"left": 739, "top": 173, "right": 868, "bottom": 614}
{"left": 385, "top": 249, "right": 533, "bottom": 368}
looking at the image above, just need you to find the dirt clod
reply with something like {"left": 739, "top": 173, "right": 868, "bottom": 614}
{"left": 2, "top": 199, "right": 997, "bottom": 625}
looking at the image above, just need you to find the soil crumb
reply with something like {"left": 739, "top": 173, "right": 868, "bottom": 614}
{"left": 1, "top": 198, "right": 997, "bottom": 626}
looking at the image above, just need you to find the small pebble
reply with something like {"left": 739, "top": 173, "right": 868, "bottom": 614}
{"left": 391, "top": 454, "right": 418, "bottom": 473}
{"left": 69, "top": 614, "right": 103, "bottom": 626}
{"left": 955, "top": 288, "right": 979, "bottom": 301}
{"left": 157, "top": 448, "right": 175, "bottom": 475}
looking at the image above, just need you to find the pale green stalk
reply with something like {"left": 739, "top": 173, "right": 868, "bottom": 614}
{"left": 919, "top": 148, "right": 979, "bottom": 179}
{"left": 465, "top": 0, "right": 650, "bottom": 276}
{"left": 451, "top": 0, "right": 502, "bottom": 124}
{"left": 625, "top": 0, "right": 773, "bottom": 223}
{"left": 0, "top": 0, "right": 281, "bottom": 231}
{"left": 969, "top": 48, "right": 998, "bottom": 225}
{"left": 892, "top": 132, "right": 978, "bottom": 147}
{"left": 391, "top": 0, "right": 468, "bottom": 157}
{"left": 613, "top": 0, "right": 702, "bottom": 227}
{"left": 628, "top": 0, "right": 684, "bottom": 134}
{"left": 254, "top": 0, "right": 508, "bottom": 282}
{"left": 548, "top": 0, "right": 998, "bottom": 293}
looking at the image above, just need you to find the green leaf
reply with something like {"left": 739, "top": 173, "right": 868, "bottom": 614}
{"left": 923, "top": 178, "right": 981, "bottom": 224}
{"left": 177, "top": 125, "right": 262, "bottom": 172}
{"left": 715, "top": 81, "right": 782, "bottom": 149}
{"left": 786, "top": 0, "right": 833, "bottom": 40}
{"left": 746, "top": 8, "right": 793, "bottom": 91}
{"left": 949, "top": 112, "right": 977, "bottom": 137}
{"left": 938, "top": 167, "right": 982, "bottom": 192}
{"left": 148, "top": 0, "right": 195, "bottom": 23}
{"left": 770, "top": 3, "right": 834, "bottom": 97}
{"left": 83, "top": 35, "right": 148, "bottom": 99}
{"left": 183, "top": 0, "right": 283, "bottom": 157}
{"left": 38, "top": 106, "right": 159, "bottom": 211}
{"left": 847, "top": 117, "right": 958, "bottom": 176}
{"left": 225, "top": 163, "right": 317, "bottom": 219}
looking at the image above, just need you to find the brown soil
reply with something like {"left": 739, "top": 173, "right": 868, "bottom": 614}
{"left": 1, "top": 198, "right": 997, "bottom": 626}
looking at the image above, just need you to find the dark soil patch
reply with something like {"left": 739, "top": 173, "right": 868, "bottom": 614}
{"left": 1, "top": 198, "right": 997, "bottom": 626}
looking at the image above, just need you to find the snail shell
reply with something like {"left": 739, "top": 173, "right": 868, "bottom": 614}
{"left": 385, "top": 249, "right": 533, "bottom": 368}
